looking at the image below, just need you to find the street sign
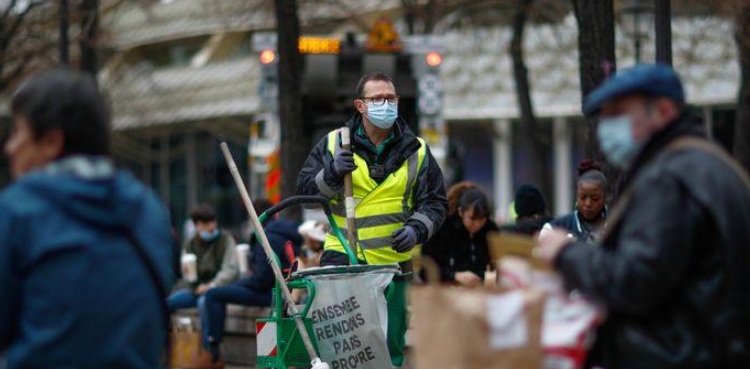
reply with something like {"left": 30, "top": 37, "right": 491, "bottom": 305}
{"left": 418, "top": 95, "right": 443, "bottom": 116}
{"left": 366, "top": 17, "right": 402, "bottom": 52}
{"left": 418, "top": 74, "right": 443, "bottom": 115}
{"left": 418, "top": 74, "right": 444, "bottom": 95}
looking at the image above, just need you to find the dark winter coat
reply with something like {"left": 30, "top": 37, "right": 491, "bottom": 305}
{"left": 554, "top": 114, "right": 750, "bottom": 369}
{"left": 236, "top": 219, "right": 302, "bottom": 292}
{"left": 0, "top": 157, "right": 175, "bottom": 369}
{"left": 422, "top": 214, "right": 499, "bottom": 282}
{"left": 548, "top": 210, "right": 606, "bottom": 244}
{"left": 500, "top": 216, "right": 551, "bottom": 237}
{"left": 296, "top": 114, "right": 448, "bottom": 245}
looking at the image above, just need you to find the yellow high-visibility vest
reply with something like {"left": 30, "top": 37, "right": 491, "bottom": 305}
{"left": 324, "top": 128, "right": 427, "bottom": 264}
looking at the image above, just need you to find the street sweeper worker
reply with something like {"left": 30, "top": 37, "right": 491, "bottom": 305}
{"left": 296, "top": 72, "right": 448, "bottom": 367}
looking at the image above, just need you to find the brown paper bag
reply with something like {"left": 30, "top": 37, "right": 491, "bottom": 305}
{"left": 168, "top": 319, "right": 216, "bottom": 369}
{"left": 410, "top": 285, "right": 545, "bottom": 369}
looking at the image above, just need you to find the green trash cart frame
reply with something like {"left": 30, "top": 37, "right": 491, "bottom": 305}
{"left": 252, "top": 196, "right": 408, "bottom": 369}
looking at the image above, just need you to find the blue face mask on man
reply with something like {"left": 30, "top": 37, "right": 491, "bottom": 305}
{"left": 366, "top": 101, "right": 398, "bottom": 129}
{"left": 597, "top": 115, "right": 643, "bottom": 169}
{"left": 199, "top": 229, "right": 220, "bottom": 242}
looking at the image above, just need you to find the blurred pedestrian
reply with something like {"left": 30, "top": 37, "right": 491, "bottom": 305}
{"left": 200, "top": 199, "right": 301, "bottom": 364}
{"left": 0, "top": 68, "right": 175, "bottom": 368}
{"left": 297, "top": 220, "right": 327, "bottom": 269}
{"left": 168, "top": 203, "right": 239, "bottom": 314}
{"left": 537, "top": 64, "right": 750, "bottom": 369}
{"left": 292, "top": 220, "right": 328, "bottom": 303}
{"left": 501, "top": 183, "right": 551, "bottom": 236}
{"left": 422, "top": 183, "right": 498, "bottom": 286}
{"left": 542, "top": 160, "right": 608, "bottom": 243}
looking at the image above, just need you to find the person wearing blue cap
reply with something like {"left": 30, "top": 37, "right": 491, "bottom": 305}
{"left": 535, "top": 64, "right": 750, "bottom": 369}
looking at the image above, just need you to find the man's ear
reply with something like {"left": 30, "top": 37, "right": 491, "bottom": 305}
{"left": 39, "top": 129, "right": 64, "bottom": 161}
{"left": 354, "top": 100, "right": 366, "bottom": 114}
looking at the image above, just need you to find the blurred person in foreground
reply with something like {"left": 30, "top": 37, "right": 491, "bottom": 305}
{"left": 0, "top": 68, "right": 175, "bottom": 368}
{"left": 422, "top": 183, "right": 498, "bottom": 286}
{"left": 537, "top": 64, "right": 750, "bottom": 369}
{"left": 542, "top": 160, "right": 608, "bottom": 243}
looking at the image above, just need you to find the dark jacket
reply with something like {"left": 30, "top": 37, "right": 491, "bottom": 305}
{"left": 0, "top": 157, "right": 175, "bottom": 369}
{"left": 237, "top": 219, "right": 302, "bottom": 292}
{"left": 296, "top": 115, "right": 448, "bottom": 245}
{"left": 500, "top": 216, "right": 551, "bottom": 237}
{"left": 422, "top": 214, "right": 499, "bottom": 282}
{"left": 554, "top": 114, "right": 750, "bottom": 369}
{"left": 548, "top": 210, "right": 605, "bottom": 244}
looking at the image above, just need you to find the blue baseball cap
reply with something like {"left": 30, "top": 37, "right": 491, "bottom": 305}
{"left": 582, "top": 64, "right": 685, "bottom": 116}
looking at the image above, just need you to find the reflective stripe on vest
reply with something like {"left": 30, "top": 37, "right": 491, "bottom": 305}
{"left": 324, "top": 128, "right": 427, "bottom": 264}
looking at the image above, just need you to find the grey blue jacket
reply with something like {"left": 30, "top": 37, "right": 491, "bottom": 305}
{"left": 0, "top": 156, "right": 175, "bottom": 369}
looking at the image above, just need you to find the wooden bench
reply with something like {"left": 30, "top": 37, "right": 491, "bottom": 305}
{"left": 172, "top": 305, "right": 272, "bottom": 366}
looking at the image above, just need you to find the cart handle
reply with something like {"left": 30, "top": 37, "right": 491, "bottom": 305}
{"left": 257, "top": 195, "right": 359, "bottom": 265}
{"left": 287, "top": 278, "right": 318, "bottom": 318}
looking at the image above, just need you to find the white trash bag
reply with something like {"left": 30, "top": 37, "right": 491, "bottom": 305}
{"left": 304, "top": 268, "right": 395, "bottom": 369}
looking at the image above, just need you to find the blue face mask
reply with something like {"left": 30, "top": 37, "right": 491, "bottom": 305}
{"left": 366, "top": 102, "right": 398, "bottom": 129}
{"left": 597, "top": 115, "right": 643, "bottom": 169}
{"left": 199, "top": 229, "right": 220, "bottom": 242}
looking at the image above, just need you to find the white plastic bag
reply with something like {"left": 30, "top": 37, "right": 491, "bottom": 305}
{"left": 306, "top": 270, "right": 394, "bottom": 369}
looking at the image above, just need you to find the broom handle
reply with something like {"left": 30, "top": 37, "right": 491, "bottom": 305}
{"left": 219, "top": 142, "right": 321, "bottom": 363}
{"left": 340, "top": 127, "right": 360, "bottom": 262}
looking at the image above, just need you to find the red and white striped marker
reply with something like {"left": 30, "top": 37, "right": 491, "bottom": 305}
{"left": 256, "top": 321, "right": 277, "bottom": 357}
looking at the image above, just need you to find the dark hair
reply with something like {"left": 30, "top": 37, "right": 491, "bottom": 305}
{"left": 11, "top": 68, "right": 111, "bottom": 156}
{"left": 447, "top": 181, "right": 479, "bottom": 216}
{"left": 190, "top": 203, "right": 216, "bottom": 223}
{"left": 514, "top": 184, "right": 547, "bottom": 219}
{"left": 577, "top": 159, "right": 607, "bottom": 188}
{"left": 458, "top": 188, "right": 491, "bottom": 219}
{"left": 355, "top": 72, "right": 394, "bottom": 98}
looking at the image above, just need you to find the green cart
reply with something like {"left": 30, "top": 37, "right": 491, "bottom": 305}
{"left": 252, "top": 196, "right": 409, "bottom": 369}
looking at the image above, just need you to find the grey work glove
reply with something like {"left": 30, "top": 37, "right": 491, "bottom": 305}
{"left": 331, "top": 150, "right": 357, "bottom": 180}
{"left": 391, "top": 226, "right": 418, "bottom": 253}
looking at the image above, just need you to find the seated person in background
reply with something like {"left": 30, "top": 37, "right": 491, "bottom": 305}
{"left": 422, "top": 183, "right": 498, "bottom": 287}
{"left": 500, "top": 184, "right": 552, "bottom": 236}
{"left": 168, "top": 203, "right": 238, "bottom": 312}
{"left": 200, "top": 199, "right": 303, "bottom": 364}
{"left": 542, "top": 160, "right": 608, "bottom": 243}
{"left": 292, "top": 220, "right": 328, "bottom": 302}
{"left": 297, "top": 220, "right": 328, "bottom": 269}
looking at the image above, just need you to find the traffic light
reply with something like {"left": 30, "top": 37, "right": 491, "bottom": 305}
{"left": 411, "top": 51, "right": 442, "bottom": 78}
{"left": 425, "top": 52, "right": 443, "bottom": 68}
{"left": 258, "top": 49, "right": 278, "bottom": 112}
{"left": 412, "top": 51, "right": 444, "bottom": 117}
